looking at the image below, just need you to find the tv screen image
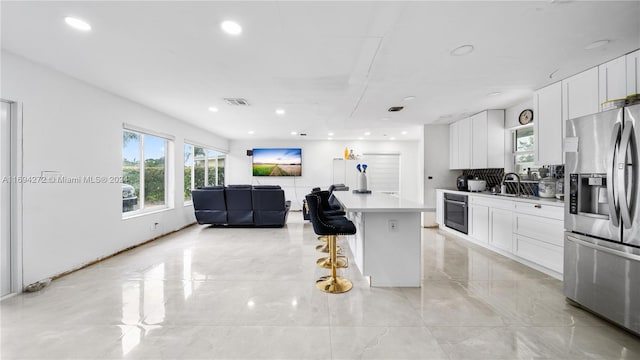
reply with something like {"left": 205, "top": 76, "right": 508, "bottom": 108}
{"left": 252, "top": 148, "right": 302, "bottom": 176}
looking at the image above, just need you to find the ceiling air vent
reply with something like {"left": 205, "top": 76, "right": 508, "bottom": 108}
{"left": 388, "top": 106, "right": 404, "bottom": 112}
{"left": 223, "top": 98, "right": 250, "bottom": 106}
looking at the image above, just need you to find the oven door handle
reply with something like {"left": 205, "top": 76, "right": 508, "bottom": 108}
{"left": 444, "top": 199, "right": 467, "bottom": 206}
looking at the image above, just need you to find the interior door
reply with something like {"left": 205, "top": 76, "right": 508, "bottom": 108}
{"left": 1, "top": 100, "right": 11, "bottom": 296}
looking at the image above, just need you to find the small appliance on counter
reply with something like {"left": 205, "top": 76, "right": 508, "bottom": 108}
{"left": 467, "top": 178, "right": 487, "bottom": 192}
{"left": 555, "top": 177, "right": 564, "bottom": 200}
{"left": 456, "top": 175, "right": 473, "bottom": 191}
{"left": 538, "top": 177, "right": 556, "bottom": 198}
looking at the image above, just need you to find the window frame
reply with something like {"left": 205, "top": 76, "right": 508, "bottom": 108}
{"left": 512, "top": 125, "right": 535, "bottom": 174}
{"left": 122, "top": 126, "right": 173, "bottom": 218}
{"left": 183, "top": 142, "right": 226, "bottom": 205}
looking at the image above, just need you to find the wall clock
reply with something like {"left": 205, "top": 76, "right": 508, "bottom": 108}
{"left": 519, "top": 109, "right": 534, "bottom": 125}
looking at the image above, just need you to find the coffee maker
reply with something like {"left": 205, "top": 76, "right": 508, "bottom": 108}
{"left": 456, "top": 175, "right": 473, "bottom": 191}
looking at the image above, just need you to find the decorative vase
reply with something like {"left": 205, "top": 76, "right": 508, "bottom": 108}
{"left": 358, "top": 172, "right": 367, "bottom": 192}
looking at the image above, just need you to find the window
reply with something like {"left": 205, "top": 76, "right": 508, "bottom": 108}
{"left": 123, "top": 129, "right": 170, "bottom": 214}
{"left": 513, "top": 126, "right": 534, "bottom": 175}
{"left": 184, "top": 144, "right": 226, "bottom": 202}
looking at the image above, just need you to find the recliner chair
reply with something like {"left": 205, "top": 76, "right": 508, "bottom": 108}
{"left": 225, "top": 185, "right": 254, "bottom": 225}
{"left": 192, "top": 186, "right": 227, "bottom": 225}
{"left": 252, "top": 185, "right": 291, "bottom": 226}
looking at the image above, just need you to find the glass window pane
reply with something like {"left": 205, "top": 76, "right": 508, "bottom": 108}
{"left": 207, "top": 149, "right": 218, "bottom": 186}
{"left": 218, "top": 156, "right": 225, "bottom": 185}
{"left": 184, "top": 144, "right": 193, "bottom": 201}
{"left": 194, "top": 147, "right": 206, "bottom": 189}
{"left": 144, "top": 135, "right": 166, "bottom": 207}
{"left": 515, "top": 127, "right": 534, "bottom": 152}
{"left": 122, "top": 131, "right": 140, "bottom": 213}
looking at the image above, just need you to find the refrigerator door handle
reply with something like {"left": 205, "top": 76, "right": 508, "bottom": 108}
{"left": 618, "top": 121, "right": 636, "bottom": 228}
{"left": 607, "top": 122, "right": 621, "bottom": 227}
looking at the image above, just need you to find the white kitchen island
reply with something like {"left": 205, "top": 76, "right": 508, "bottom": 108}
{"left": 331, "top": 191, "right": 429, "bottom": 287}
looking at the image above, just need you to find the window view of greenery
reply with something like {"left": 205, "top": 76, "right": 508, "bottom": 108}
{"left": 123, "top": 131, "right": 140, "bottom": 213}
{"left": 184, "top": 144, "right": 226, "bottom": 201}
{"left": 514, "top": 126, "right": 535, "bottom": 174}
{"left": 122, "top": 130, "right": 168, "bottom": 214}
{"left": 184, "top": 144, "right": 193, "bottom": 201}
{"left": 144, "top": 135, "right": 167, "bottom": 207}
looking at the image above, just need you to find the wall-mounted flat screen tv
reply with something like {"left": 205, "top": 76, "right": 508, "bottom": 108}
{"left": 252, "top": 148, "right": 302, "bottom": 176}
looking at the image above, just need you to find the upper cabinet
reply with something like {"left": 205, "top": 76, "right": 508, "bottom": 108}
{"left": 449, "top": 121, "right": 460, "bottom": 169}
{"left": 450, "top": 110, "right": 504, "bottom": 170}
{"left": 458, "top": 117, "right": 472, "bottom": 169}
{"left": 534, "top": 82, "right": 563, "bottom": 165}
{"left": 562, "top": 67, "right": 599, "bottom": 121}
{"left": 599, "top": 56, "right": 627, "bottom": 104}
{"left": 627, "top": 49, "right": 640, "bottom": 96}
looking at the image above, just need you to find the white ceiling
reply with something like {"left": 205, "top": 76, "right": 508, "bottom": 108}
{"left": 2, "top": 1, "right": 639, "bottom": 141}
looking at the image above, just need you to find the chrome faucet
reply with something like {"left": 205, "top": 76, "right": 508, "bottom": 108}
{"left": 502, "top": 172, "right": 521, "bottom": 197}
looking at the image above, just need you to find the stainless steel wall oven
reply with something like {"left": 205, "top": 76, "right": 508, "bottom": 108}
{"left": 444, "top": 193, "right": 468, "bottom": 234}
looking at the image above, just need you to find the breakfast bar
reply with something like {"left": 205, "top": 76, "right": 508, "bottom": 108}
{"left": 331, "top": 192, "right": 429, "bottom": 287}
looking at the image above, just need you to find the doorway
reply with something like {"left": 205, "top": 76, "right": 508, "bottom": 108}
{"left": 1, "top": 100, "right": 13, "bottom": 296}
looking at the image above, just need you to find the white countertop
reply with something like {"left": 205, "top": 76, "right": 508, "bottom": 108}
{"left": 332, "top": 191, "right": 430, "bottom": 212}
{"left": 437, "top": 188, "right": 565, "bottom": 207}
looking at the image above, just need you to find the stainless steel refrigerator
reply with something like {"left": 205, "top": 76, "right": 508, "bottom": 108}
{"left": 564, "top": 103, "right": 640, "bottom": 335}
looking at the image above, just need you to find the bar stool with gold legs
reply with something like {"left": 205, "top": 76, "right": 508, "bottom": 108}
{"left": 306, "top": 193, "right": 356, "bottom": 294}
{"left": 311, "top": 189, "right": 346, "bottom": 255}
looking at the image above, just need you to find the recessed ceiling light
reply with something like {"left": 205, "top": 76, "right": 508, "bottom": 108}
{"left": 248, "top": 130, "right": 254, "bottom": 135}
{"left": 328, "top": 132, "right": 334, "bottom": 136}
{"left": 290, "top": 131, "right": 297, "bottom": 135}
{"left": 390, "top": 137, "right": 396, "bottom": 140}
{"left": 450, "top": 44, "right": 474, "bottom": 56}
{"left": 584, "top": 39, "right": 610, "bottom": 50}
{"left": 275, "top": 109, "right": 285, "bottom": 115}
{"left": 221, "top": 20, "right": 242, "bottom": 35}
{"left": 401, "top": 131, "right": 408, "bottom": 135}
{"left": 364, "top": 132, "right": 371, "bottom": 136}
{"left": 64, "top": 16, "right": 91, "bottom": 31}
{"left": 403, "top": 96, "right": 416, "bottom": 101}
{"left": 208, "top": 106, "right": 219, "bottom": 112}
{"left": 487, "top": 92, "right": 501, "bottom": 96}
{"left": 358, "top": 137, "right": 364, "bottom": 140}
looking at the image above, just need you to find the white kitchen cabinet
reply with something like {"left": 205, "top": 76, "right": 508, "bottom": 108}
{"left": 436, "top": 190, "right": 444, "bottom": 225}
{"left": 471, "top": 112, "right": 487, "bottom": 169}
{"left": 469, "top": 204, "right": 489, "bottom": 243}
{"left": 449, "top": 121, "right": 459, "bottom": 169}
{"left": 513, "top": 201, "right": 564, "bottom": 274}
{"left": 449, "top": 117, "right": 471, "bottom": 169}
{"left": 599, "top": 56, "right": 627, "bottom": 105}
{"left": 534, "top": 82, "right": 563, "bottom": 165}
{"left": 562, "top": 67, "right": 599, "bottom": 121}
{"left": 471, "top": 110, "right": 505, "bottom": 169}
{"left": 627, "top": 49, "right": 640, "bottom": 96}
{"left": 489, "top": 207, "right": 513, "bottom": 253}
{"left": 458, "top": 117, "right": 472, "bottom": 169}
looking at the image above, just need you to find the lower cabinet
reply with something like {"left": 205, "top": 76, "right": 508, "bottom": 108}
{"left": 469, "top": 204, "right": 488, "bottom": 244}
{"left": 440, "top": 191, "right": 564, "bottom": 277}
{"left": 436, "top": 190, "right": 444, "bottom": 225}
{"left": 489, "top": 207, "right": 514, "bottom": 252}
{"left": 513, "top": 210, "right": 564, "bottom": 273}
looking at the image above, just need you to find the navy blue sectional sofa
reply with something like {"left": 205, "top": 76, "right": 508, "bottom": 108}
{"left": 192, "top": 185, "right": 291, "bottom": 227}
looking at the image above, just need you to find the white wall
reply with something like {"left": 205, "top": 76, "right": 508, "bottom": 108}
{"left": 423, "top": 125, "right": 458, "bottom": 209}
{"left": 226, "top": 139, "right": 422, "bottom": 210}
{"left": 1, "top": 51, "right": 229, "bottom": 286}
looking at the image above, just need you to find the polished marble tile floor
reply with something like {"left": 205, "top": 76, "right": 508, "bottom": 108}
{"left": 2, "top": 214, "right": 640, "bottom": 359}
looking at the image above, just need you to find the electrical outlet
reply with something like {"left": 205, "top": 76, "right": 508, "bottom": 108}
{"left": 388, "top": 220, "right": 398, "bottom": 232}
